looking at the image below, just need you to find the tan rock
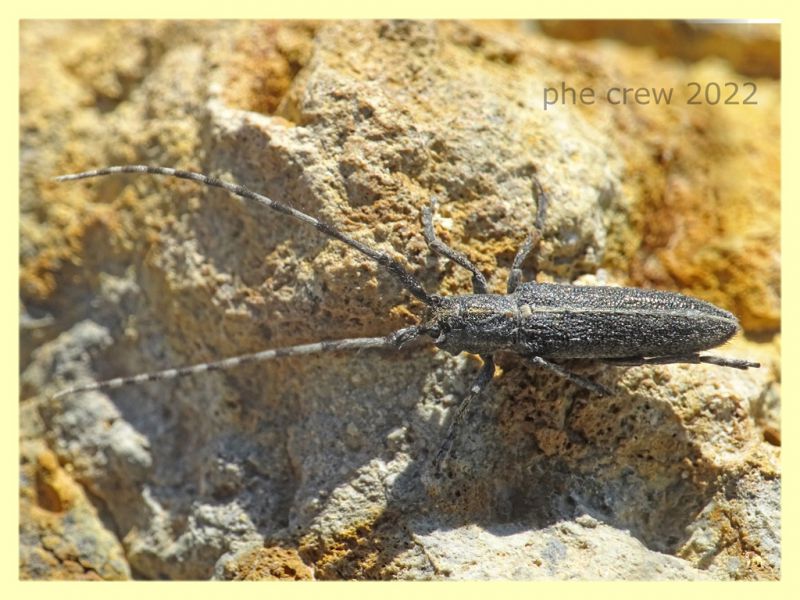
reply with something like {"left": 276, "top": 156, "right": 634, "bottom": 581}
{"left": 20, "top": 20, "right": 779, "bottom": 580}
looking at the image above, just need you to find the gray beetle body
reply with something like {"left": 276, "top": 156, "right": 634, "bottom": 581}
{"left": 53, "top": 166, "right": 760, "bottom": 472}
{"left": 423, "top": 282, "right": 739, "bottom": 359}
{"left": 53, "top": 166, "right": 758, "bottom": 414}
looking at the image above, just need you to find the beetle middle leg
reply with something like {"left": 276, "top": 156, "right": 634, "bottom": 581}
{"left": 529, "top": 356, "right": 612, "bottom": 396}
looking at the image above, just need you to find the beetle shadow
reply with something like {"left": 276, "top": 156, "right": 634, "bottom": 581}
{"left": 55, "top": 325, "right": 730, "bottom": 579}
{"left": 296, "top": 353, "right": 731, "bottom": 579}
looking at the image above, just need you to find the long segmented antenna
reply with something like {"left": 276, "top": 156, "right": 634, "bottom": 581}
{"left": 52, "top": 326, "right": 422, "bottom": 400}
{"left": 56, "top": 165, "right": 436, "bottom": 306}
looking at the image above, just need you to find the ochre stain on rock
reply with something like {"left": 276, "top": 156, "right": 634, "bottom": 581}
{"left": 298, "top": 510, "right": 412, "bottom": 580}
{"left": 221, "top": 545, "right": 314, "bottom": 580}
{"left": 20, "top": 444, "right": 130, "bottom": 580}
{"left": 220, "top": 21, "right": 319, "bottom": 116}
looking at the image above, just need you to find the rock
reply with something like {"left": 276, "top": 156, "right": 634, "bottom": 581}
{"left": 537, "top": 20, "right": 780, "bottom": 78}
{"left": 19, "top": 437, "right": 130, "bottom": 580}
{"left": 20, "top": 20, "right": 779, "bottom": 580}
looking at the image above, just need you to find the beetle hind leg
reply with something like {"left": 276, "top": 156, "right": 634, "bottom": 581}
{"left": 600, "top": 354, "right": 760, "bottom": 370}
{"left": 698, "top": 355, "right": 760, "bottom": 369}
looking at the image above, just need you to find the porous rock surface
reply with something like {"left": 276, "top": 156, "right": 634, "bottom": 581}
{"left": 20, "top": 20, "right": 779, "bottom": 580}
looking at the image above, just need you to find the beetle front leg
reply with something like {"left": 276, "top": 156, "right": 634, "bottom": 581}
{"left": 432, "top": 354, "right": 496, "bottom": 476}
{"left": 507, "top": 177, "right": 549, "bottom": 294}
{"left": 422, "top": 197, "right": 488, "bottom": 295}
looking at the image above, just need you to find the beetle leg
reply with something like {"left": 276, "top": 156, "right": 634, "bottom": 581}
{"left": 600, "top": 354, "right": 760, "bottom": 370}
{"left": 507, "top": 177, "right": 549, "bottom": 294}
{"left": 422, "top": 197, "right": 489, "bottom": 294}
{"left": 507, "top": 230, "right": 538, "bottom": 294}
{"left": 697, "top": 355, "right": 761, "bottom": 369}
{"left": 530, "top": 356, "right": 612, "bottom": 396}
{"left": 432, "top": 354, "right": 495, "bottom": 476}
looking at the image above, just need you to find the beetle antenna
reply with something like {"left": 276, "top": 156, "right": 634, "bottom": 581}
{"left": 52, "top": 326, "right": 422, "bottom": 400}
{"left": 56, "top": 166, "right": 437, "bottom": 306}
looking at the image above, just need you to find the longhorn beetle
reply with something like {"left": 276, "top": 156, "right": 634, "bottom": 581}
{"left": 52, "top": 165, "right": 760, "bottom": 467}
